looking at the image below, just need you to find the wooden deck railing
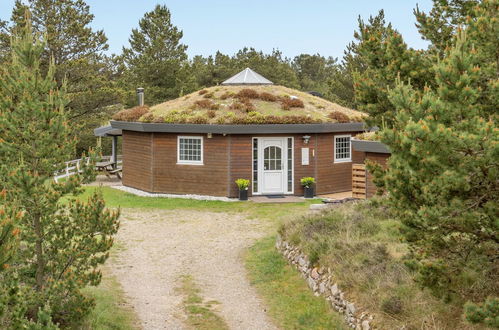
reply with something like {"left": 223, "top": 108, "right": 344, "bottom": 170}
{"left": 54, "top": 155, "right": 122, "bottom": 182}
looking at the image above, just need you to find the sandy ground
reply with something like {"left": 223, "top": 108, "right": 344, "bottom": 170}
{"left": 108, "top": 208, "right": 277, "bottom": 330}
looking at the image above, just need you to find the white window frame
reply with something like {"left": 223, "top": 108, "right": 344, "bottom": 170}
{"left": 177, "top": 136, "right": 204, "bottom": 165}
{"left": 334, "top": 134, "right": 352, "bottom": 163}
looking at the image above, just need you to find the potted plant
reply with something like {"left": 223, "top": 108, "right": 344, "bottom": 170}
{"left": 300, "top": 177, "right": 315, "bottom": 198}
{"left": 235, "top": 179, "right": 250, "bottom": 201}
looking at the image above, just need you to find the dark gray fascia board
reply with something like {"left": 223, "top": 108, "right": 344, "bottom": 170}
{"left": 351, "top": 139, "right": 391, "bottom": 154}
{"left": 109, "top": 121, "right": 365, "bottom": 134}
{"left": 94, "top": 125, "right": 123, "bottom": 137}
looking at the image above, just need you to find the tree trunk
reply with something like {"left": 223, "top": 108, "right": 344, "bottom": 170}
{"left": 33, "top": 213, "right": 44, "bottom": 291}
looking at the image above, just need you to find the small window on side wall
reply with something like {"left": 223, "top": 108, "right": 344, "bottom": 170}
{"left": 177, "top": 136, "right": 203, "bottom": 165}
{"left": 334, "top": 135, "right": 351, "bottom": 163}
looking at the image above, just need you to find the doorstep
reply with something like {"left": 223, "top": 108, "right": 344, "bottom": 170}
{"left": 249, "top": 195, "right": 308, "bottom": 203}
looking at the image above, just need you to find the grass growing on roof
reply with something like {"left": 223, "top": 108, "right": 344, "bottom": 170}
{"left": 245, "top": 236, "right": 347, "bottom": 329}
{"left": 113, "top": 85, "right": 365, "bottom": 124}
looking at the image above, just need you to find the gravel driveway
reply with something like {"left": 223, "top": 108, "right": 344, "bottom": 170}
{"left": 108, "top": 208, "right": 277, "bottom": 330}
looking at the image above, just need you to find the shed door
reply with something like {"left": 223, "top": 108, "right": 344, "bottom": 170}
{"left": 259, "top": 138, "right": 286, "bottom": 194}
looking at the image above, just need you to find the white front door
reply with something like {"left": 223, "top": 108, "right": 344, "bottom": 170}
{"left": 259, "top": 138, "right": 287, "bottom": 194}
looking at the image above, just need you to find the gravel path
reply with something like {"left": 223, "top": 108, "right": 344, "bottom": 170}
{"left": 108, "top": 208, "right": 276, "bottom": 330}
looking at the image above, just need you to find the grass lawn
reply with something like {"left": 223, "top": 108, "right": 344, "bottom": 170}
{"left": 78, "top": 186, "right": 320, "bottom": 225}
{"left": 246, "top": 236, "right": 347, "bottom": 330}
{"left": 80, "top": 271, "right": 139, "bottom": 330}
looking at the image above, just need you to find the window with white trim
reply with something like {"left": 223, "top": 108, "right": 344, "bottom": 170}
{"left": 334, "top": 135, "right": 351, "bottom": 163}
{"left": 177, "top": 136, "right": 203, "bottom": 165}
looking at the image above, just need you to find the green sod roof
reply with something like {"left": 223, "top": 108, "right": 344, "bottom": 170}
{"left": 113, "top": 85, "right": 366, "bottom": 125}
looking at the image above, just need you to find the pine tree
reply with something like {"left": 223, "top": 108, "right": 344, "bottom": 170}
{"left": 374, "top": 28, "right": 498, "bottom": 307}
{"left": 0, "top": 18, "right": 119, "bottom": 326}
{"left": 122, "top": 4, "right": 189, "bottom": 105}
{"left": 349, "top": 10, "right": 433, "bottom": 128}
{"left": 414, "top": 0, "right": 481, "bottom": 56}
{"left": 8, "top": 0, "right": 123, "bottom": 154}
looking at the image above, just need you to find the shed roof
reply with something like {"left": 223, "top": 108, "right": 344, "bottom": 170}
{"left": 222, "top": 68, "right": 273, "bottom": 85}
{"left": 94, "top": 125, "right": 122, "bottom": 137}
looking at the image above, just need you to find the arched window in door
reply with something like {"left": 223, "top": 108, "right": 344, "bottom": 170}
{"left": 263, "top": 146, "right": 282, "bottom": 170}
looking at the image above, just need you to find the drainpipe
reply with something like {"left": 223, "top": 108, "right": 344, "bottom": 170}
{"left": 112, "top": 135, "right": 118, "bottom": 169}
{"left": 137, "top": 87, "right": 145, "bottom": 106}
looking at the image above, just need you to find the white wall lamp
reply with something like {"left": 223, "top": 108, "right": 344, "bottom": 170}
{"left": 302, "top": 135, "right": 311, "bottom": 144}
{"left": 207, "top": 133, "right": 213, "bottom": 138}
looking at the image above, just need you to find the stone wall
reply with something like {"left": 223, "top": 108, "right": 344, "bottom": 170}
{"left": 276, "top": 235, "right": 374, "bottom": 330}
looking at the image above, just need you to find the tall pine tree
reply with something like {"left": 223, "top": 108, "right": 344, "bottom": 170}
{"left": 349, "top": 10, "right": 433, "bottom": 128}
{"left": 0, "top": 18, "right": 120, "bottom": 326}
{"left": 8, "top": 0, "right": 124, "bottom": 154}
{"left": 122, "top": 4, "right": 189, "bottom": 105}
{"left": 414, "top": 0, "right": 481, "bottom": 56}
{"left": 372, "top": 25, "right": 498, "bottom": 318}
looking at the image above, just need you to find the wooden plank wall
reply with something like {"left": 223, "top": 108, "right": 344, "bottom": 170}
{"left": 316, "top": 132, "right": 365, "bottom": 195}
{"left": 228, "top": 135, "right": 253, "bottom": 198}
{"left": 153, "top": 133, "right": 229, "bottom": 196}
{"left": 122, "top": 131, "right": 365, "bottom": 197}
{"left": 122, "top": 131, "right": 153, "bottom": 191}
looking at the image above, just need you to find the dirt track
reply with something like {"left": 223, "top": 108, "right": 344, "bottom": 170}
{"left": 108, "top": 208, "right": 276, "bottom": 330}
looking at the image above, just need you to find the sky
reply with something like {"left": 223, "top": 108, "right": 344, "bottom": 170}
{"left": 0, "top": 0, "right": 434, "bottom": 60}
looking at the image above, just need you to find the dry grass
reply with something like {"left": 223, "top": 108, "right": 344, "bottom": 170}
{"left": 118, "top": 85, "right": 367, "bottom": 124}
{"left": 328, "top": 111, "right": 351, "bottom": 123}
{"left": 279, "top": 199, "right": 487, "bottom": 330}
{"left": 281, "top": 97, "right": 305, "bottom": 110}
{"left": 112, "top": 105, "right": 149, "bottom": 121}
{"left": 236, "top": 88, "right": 260, "bottom": 99}
{"left": 230, "top": 98, "right": 255, "bottom": 112}
{"left": 259, "top": 92, "right": 278, "bottom": 102}
{"left": 206, "top": 110, "right": 217, "bottom": 119}
{"left": 194, "top": 99, "right": 218, "bottom": 110}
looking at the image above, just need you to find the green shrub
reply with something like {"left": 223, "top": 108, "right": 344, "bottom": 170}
{"left": 235, "top": 179, "right": 250, "bottom": 190}
{"left": 464, "top": 298, "right": 499, "bottom": 328}
{"left": 300, "top": 177, "right": 315, "bottom": 188}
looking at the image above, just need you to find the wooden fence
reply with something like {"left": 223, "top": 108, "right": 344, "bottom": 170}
{"left": 54, "top": 155, "right": 122, "bottom": 182}
{"left": 352, "top": 164, "right": 367, "bottom": 199}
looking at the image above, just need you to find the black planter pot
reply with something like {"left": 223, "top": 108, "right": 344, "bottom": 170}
{"left": 239, "top": 189, "right": 248, "bottom": 201}
{"left": 304, "top": 186, "right": 314, "bottom": 198}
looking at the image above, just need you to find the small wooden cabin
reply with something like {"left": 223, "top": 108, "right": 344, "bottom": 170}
{"left": 99, "top": 68, "right": 377, "bottom": 198}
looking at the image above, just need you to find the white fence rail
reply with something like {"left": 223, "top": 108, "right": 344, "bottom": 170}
{"left": 54, "top": 155, "right": 122, "bottom": 182}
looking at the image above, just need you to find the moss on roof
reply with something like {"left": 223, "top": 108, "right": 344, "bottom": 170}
{"left": 113, "top": 85, "right": 366, "bottom": 124}
{"left": 354, "top": 131, "right": 381, "bottom": 141}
